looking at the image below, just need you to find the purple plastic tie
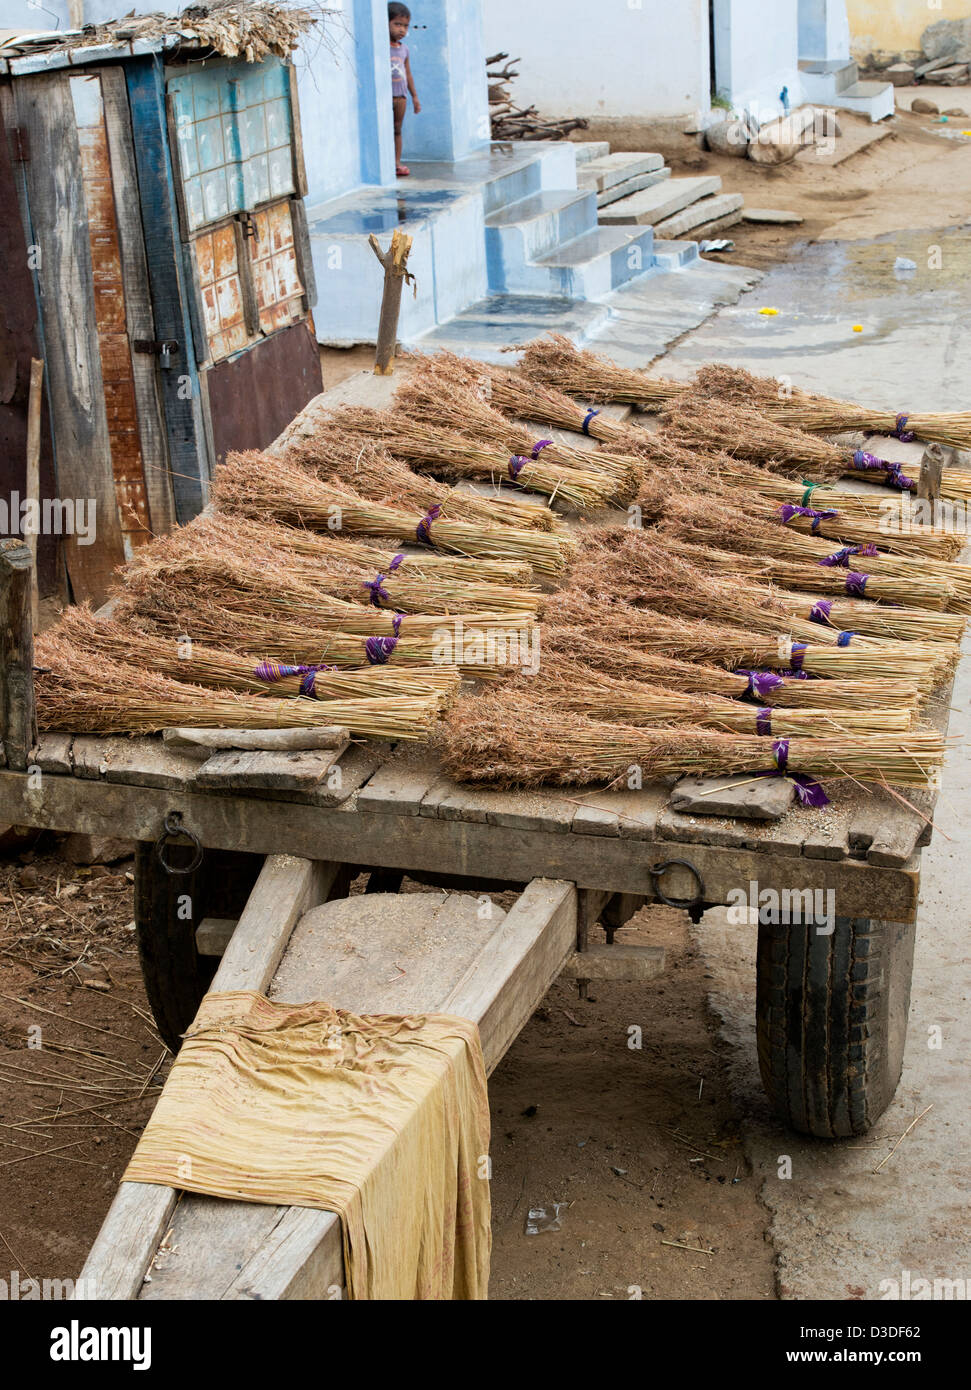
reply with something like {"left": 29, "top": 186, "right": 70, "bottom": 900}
{"left": 809, "top": 599, "right": 833, "bottom": 626}
{"left": 532, "top": 438, "right": 553, "bottom": 459}
{"left": 509, "top": 455, "right": 529, "bottom": 480}
{"left": 819, "top": 543, "right": 879, "bottom": 569}
{"left": 582, "top": 408, "right": 601, "bottom": 436}
{"left": 756, "top": 708, "right": 773, "bottom": 737}
{"left": 254, "top": 661, "right": 336, "bottom": 686}
{"left": 893, "top": 413, "right": 916, "bottom": 443}
{"left": 885, "top": 461, "right": 918, "bottom": 492}
{"left": 837, "top": 630, "right": 855, "bottom": 647}
{"left": 852, "top": 449, "right": 889, "bottom": 473}
{"left": 389, "top": 553, "right": 405, "bottom": 572}
{"left": 845, "top": 572, "right": 869, "bottom": 598}
{"left": 363, "top": 573, "right": 391, "bottom": 607}
{"left": 789, "top": 643, "right": 808, "bottom": 673}
{"left": 737, "top": 669, "right": 784, "bottom": 703}
{"left": 778, "top": 503, "right": 839, "bottom": 534}
{"left": 416, "top": 504, "right": 442, "bottom": 545}
{"left": 765, "top": 738, "right": 831, "bottom": 808}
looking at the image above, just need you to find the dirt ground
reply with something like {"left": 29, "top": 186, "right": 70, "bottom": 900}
{"left": 0, "top": 841, "right": 774, "bottom": 1298}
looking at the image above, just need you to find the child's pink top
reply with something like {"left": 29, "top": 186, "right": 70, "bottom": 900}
{"left": 391, "top": 42, "right": 409, "bottom": 97}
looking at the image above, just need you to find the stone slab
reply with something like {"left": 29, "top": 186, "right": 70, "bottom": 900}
{"left": 670, "top": 774, "right": 795, "bottom": 821}
{"left": 595, "top": 167, "right": 671, "bottom": 209}
{"left": 577, "top": 151, "right": 665, "bottom": 192}
{"left": 599, "top": 175, "right": 722, "bottom": 227}
{"left": 655, "top": 195, "right": 744, "bottom": 239}
{"left": 742, "top": 208, "right": 805, "bottom": 225}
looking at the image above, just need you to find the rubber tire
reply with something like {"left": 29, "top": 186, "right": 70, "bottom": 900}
{"left": 135, "top": 843, "right": 263, "bottom": 1053}
{"left": 756, "top": 914, "right": 916, "bottom": 1138}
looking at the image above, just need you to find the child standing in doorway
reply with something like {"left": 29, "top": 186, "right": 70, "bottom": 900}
{"left": 390, "top": 3, "right": 421, "bottom": 177}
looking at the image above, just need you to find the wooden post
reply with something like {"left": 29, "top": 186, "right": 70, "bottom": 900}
{"left": 368, "top": 229, "right": 415, "bottom": 376}
{"left": 0, "top": 540, "right": 38, "bottom": 773}
{"left": 25, "top": 357, "right": 44, "bottom": 634}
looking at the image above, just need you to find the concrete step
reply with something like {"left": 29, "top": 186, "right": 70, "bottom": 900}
{"left": 532, "top": 224, "right": 656, "bottom": 299}
{"left": 654, "top": 192, "right": 745, "bottom": 239}
{"left": 599, "top": 175, "right": 722, "bottom": 227}
{"left": 799, "top": 58, "right": 859, "bottom": 95}
{"left": 839, "top": 80, "right": 895, "bottom": 122}
{"left": 572, "top": 141, "right": 611, "bottom": 165}
{"left": 597, "top": 166, "right": 671, "bottom": 209}
{"left": 405, "top": 294, "right": 612, "bottom": 362}
{"left": 485, "top": 189, "right": 599, "bottom": 291}
{"left": 650, "top": 239, "right": 701, "bottom": 270}
{"left": 577, "top": 151, "right": 665, "bottom": 193}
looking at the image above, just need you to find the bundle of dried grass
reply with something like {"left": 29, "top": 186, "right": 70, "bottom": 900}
{"left": 336, "top": 408, "right": 615, "bottom": 510}
{"left": 536, "top": 658, "right": 913, "bottom": 736}
{"left": 694, "top": 364, "right": 971, "bottom": 453}
{"left": 212, "top": 452, "right": 575, "bottom": 577}
{"left": 439, "top": 691, "right": 944, "bottom": 789}
{"left": 129, "top": 511, "right": 544, "bottom": 618}
{"left": 35, "top": 635, "right": 446, "bottom": 742}
{"left": 768, "top": 592, "right": 966, "bottom": 647}
{"left": 662, "top": 397, "right": 848, "bottom": 478}
{"left": 285, "top": 429, "right": 556, "bottom": 533}
{"left": 541, "top": 613, "right": 922, "bottom": 711}
{"left": 550, "top": 591, "right": 951, "bottom": 690}
{"left": 518, "top": 334, "right": 689, "bottom": 411}
{"left": 659, "top": 497, "right": 962, "bottom": 612}
{"left": 569, "top": 530, "right": 855, "bottom": 649}
{"left": 401, "top": 354, "right": 645, "bottom": 495}
{"left": 53, "top": 608, "right": 462, "bottom": 703}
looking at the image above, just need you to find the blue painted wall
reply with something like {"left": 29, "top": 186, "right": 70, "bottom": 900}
{"left": 402, "top": 0, "right": 491, "bottom": 162}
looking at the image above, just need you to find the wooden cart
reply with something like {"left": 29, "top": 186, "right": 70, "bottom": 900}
{"left": 0, "top": 381, "right": 946, "bottom": 1298}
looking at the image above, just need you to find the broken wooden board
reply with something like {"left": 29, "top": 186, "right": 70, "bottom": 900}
{"left": 670, "top": 774, "right": 795, "bottom": 820}
{"left": 164, "top": 727, "right": 350, "bottom": 755}
{"left": 560, "top": 943, "right": 665, "bottom": 982}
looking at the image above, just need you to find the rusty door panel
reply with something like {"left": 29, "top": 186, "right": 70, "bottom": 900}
{"left": 204, "top": 319, "right": 322, "bottom": 469}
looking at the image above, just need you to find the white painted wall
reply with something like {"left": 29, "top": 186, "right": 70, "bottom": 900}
{"left": 712, "top": 0, "right": 804, "bottom": 121}
{"left": 482, "top": 0, "right": 711, "bottom": 121}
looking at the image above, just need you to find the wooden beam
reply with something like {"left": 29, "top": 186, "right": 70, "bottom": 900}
{"left": 0, "top": 771, "right": 922, "bottom": 923}
{"left": 0, "top": 540, "right": 36, "bottom": 772}
{"left": 24, "top": 357, "right": 43, "bottom": 632}
{"left": 917, "top": 442, "right": 947, "bottom": 507}
{"left": 561, "top": 944, "right": 665, "bottom": 982}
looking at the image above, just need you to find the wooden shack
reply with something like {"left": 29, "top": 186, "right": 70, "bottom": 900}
{"left": 0, "top": 5, "right": 323, "bottom": 606}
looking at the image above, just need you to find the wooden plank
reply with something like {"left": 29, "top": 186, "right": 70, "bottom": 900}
{"left": 287, "top": 62, "right": 309, "bottom": 199}
{"left": 421, "top": 776, "right": 575, "bottom": 833}
{"left": 193, "top": 748, "right": 348, "bottom": 793}
{"left": 211, "top": 855, "right": 339, "bottom": 995}
{"left": 24, "top": 357, "right": 42, "bottom": 629}
{"left": 77, "top": 1180, "right": 178, "bottom": 1301}
{"left": 101, "top": 65, "right": 176, "bottom": 540}
{"left": 570, "top": 783, "right": 670, "bottom": 840}
{"left": 70, "top": 736, "right": 112, "bottom": 780}
{"left": 0, "top": 540, "right": 37, "bottom": 771}
{"left": 104, "top": 737, "right": 201, "bottom": 791}
{"left": 442, "top": 879, "right": 577, "bottom": 1074}
{"left": 0, "top": 769, "right": 922, "bottom": 922}
{"left": 31, "top": 733, "right": 73, "bottom": 776}
{"left": 561, "top": 944, "right": 665, "bottom": 982}
{"left": 290, "top": 195, "right": 317, "bottom": 311}
{"left": 164, "top": 727, "right": 350, "bottom": 754}
{"left": 356, "top": 752, "right": 442, "bottom": 816}
{"left": 222, "top": 1207, "right": 343, "bottom": 1301}
{"left": 125, "top": 56, "right": 208, "bottom": 525}
{"left": 13, "top": 70, "right": 126, "bottom": 603}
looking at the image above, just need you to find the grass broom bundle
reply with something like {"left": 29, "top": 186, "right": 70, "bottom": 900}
{"left": 518, "top": 333, "right": 690, "bottom": 411}
{"left": 53, "top": 607, "right": 463, "bottom": 703}
{"left": 659, "top": 497, "right": 960, "bottom": 611}
{"left": 439, "top": 690, "right": 945, "bottom": 789}
{"left": 693, "top": 363, "right": 971, "bottom": 453}
{"left": 336, "top": 407, "right": 615, "bottom": 510}
{"left": 568, "top": 529, "right": 858, "bottom": 649}
{"left": 116, "top": 588, "right": 537, "bottom": 680}
{"left": 534, "top": 658, "right": 913, "bottom": 737}
{"left": 129, "top": 511, "right": 544, "bottom": 619}
{"left": 551, "top": 590, "right": 951, "bottom": 690}
{"left": 763, "top": 591, "right": 965, "bottom": 647}
{"left": 212, "top": 452, "right": 575, "bottom": 577}
{"left": 283, "top": 428, "right": 556, "bottom": 533}
{"left": 402, "top": 353, "right": 645, "bottom": 494}
{"left": 540, "top": 613, "right": 921, "bottom": 711}
{"left": 35, "top": 633, "right": 447, "bottom": 742}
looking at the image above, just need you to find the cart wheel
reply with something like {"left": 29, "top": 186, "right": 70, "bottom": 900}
{"left": 134, "top": 843, "right": 263, "bottom": 1053}
{"left": 756, "top": 914, "right": 916, "bottom": 1139}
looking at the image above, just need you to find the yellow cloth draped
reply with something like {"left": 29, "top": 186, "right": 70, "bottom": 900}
{"left": 124, "top": 992, "right": 492, "bottom": 1300}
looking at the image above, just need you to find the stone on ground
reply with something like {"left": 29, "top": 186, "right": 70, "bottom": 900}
{"left": 599, "top": 175, "right": 722, "bottom": 226}
{"left": 655, "top": 192, "right": 745, "bottom": 239}
{"left": 921, "top": 16, "right": 971, "bottom": 66}
{"left": 936, "top": 65, "right": 970, "bottom": 86}
{"left": 910, "top": 98, "right": 940, "bottom": 115}
{"left": 742, "top": 208, "right": 804, "bottom": 224}
{"left": 706, "top": 119, "right": 750, "bottom": 157}
{"left": 884, "top": 62, "right": 916, "bottom": 86}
